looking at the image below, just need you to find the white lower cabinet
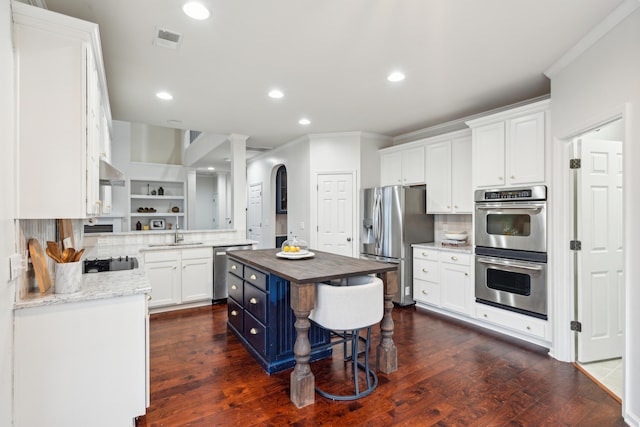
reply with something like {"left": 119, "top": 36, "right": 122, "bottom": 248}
{"left": 145, "top": 247, "right": 213, "bottom": 311}
{"left": 475, "top": 303, "right": 548, "bottom": 340}
{"left": 413, "top": 247, "right": 472, "bottom": 316}
{"left": 14, "top": 295, "right": 148, "bottom": 427}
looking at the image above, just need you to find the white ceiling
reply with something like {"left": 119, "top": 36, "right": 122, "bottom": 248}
{"left": 41, "top": 0, "right": 622, "bottom": 152}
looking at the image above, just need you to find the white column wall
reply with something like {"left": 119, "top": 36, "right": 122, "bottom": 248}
{"left": 1, "top": 0, "right": 16, "bottom": 424}
{"left": 549, "top": 7, "right": 640, "bottom": 425}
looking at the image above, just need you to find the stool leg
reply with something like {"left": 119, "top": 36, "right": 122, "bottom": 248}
{"left": 364, "top": 327, "right": 371, "bottom": 390}
{"left": 352, "top": 328, "right": 360, "bottom": 396}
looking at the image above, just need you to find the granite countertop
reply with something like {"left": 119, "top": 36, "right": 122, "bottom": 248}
{"left": 412, "top": 242, "right": 473, "bottom": 254}
{"left": 139, "top": 239, "right": 256, "bottom": 252}
{"left": 14, "top": 268, "right": 151, "bottom": 310}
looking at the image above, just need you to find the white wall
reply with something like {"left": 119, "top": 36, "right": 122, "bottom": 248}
{"left": 195, "top": 174, "right": 215, "bottom": 229}
{"left": 549, "top": 6, "right": 640, "bottom": 425}
{"left": 1, "top": 0, "right": 16, "bottom": 424}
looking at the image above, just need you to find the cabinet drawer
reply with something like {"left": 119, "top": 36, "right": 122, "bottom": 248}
{"left": 228, "top": 274, "right": 243, "bottom": 302}
{"left": 413, "top": 279, "right": 441, "bottom": 306}
{"left": 414, "top": 247, "right": 439, "bottom": 261}
{"left": 228, "top": 259, "right": 243, "bottom": 278}
{"left": 439, "top": 251, "right": 471, "bottom": 266}
{"left": 227, "top": 298, "right": 243, "bottom": 333}
{"left": 181, "top": 247, "right": 212, "bottom": 260}
{"left": 244, "top": 283, "right": 267, "bottom": 324}
{"left": 144, "top": 250, "right": 180, "bottom": 263}
{"left": 413, "top": 258, "right": 439, "bottom": 283}
{"left": 244, "top": 266, "right": 267, "bottom": 291}
{"left": 476, "top": 303, "right": 547, "bottom": 340}
{"left": 244, "top": 312, "right": 266, "bottom": 356}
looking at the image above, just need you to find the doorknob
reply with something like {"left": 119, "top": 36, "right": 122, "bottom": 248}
{"left": 346, "top": 237, "right": 351, "bottom": 242}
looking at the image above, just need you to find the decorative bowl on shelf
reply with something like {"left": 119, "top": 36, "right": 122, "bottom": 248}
{"left": 444, "top": 231, "right": 467, "bottom": 241}
{"left": 171, "top": 206, "right": 180, "bottom": 213}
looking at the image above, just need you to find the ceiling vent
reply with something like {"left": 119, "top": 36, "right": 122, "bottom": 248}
{"left": 153, "top": 27, "right": 183, "bottom": 49}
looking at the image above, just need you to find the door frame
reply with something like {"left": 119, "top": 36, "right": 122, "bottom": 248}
{"left": 311, "top": 170, "right": 357, "bottom": 258}
{"left": 550, "top": 104, "right": 629, "bottom": 367}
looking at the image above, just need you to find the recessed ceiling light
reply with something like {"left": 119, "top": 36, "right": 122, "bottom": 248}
{"left": 182, "top": 2, "right": 211, "bottom": 20}
{"left": 387, "top": 71, "right": 405, "bottom": 82}
{"left": 156, "top": 91, "right": 173, "bottom": 100}
{"left": 268, "top": 89, "right": 284, "bottom": 99}
{"left": 207, "top": 167, "right": 215, "bottom": 171}
{"left": 298, "top": 118, "right": 311, "bottom": 125}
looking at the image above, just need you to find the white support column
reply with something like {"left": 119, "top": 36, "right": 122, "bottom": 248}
{"left": 229, "top": 134, "right": 248, "bottom": 233}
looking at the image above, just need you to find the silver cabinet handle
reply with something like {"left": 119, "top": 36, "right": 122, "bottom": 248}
{"left": 231, "top": 284, "right": 237, "bottom": 290}
{"left": 250, "top": 297, "right": 258, "bottom": 304}
{"left": 451, "top": 256, "right": 458, "bottom": 261}
{"left": 230, "top": 310, "right": 238, "bottom": 316}
{"left": 250, "top": 328, "right": 258, "bottom": 335}
{"left": 231, "top": 264, "right": 237, "bottom": 270}
{"left": 422, "top": 268, "right": 429, "bottom": 273}
{"left": 422, "top": 290, "right": 428, "bottom": 295}
{"left": 250, "top": 274, "right": 257, "bottom": 280}
{"left": 421, "top": 252, "right": 429, "bottom": 257}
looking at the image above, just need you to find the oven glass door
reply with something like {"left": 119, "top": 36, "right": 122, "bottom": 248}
{"left": 475, "top": 255, "right": 547, "bottom": 318}
{"left": 475, "top": 201, "right": 546, "bottom": 252}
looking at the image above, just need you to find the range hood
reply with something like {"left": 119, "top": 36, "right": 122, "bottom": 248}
{"left": 99, "top": 159, "right": 125, "bottom": 186}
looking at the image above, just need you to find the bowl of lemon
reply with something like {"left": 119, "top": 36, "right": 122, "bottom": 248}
{"left": 277, "top": 237, "right": 313, "bottom": 259}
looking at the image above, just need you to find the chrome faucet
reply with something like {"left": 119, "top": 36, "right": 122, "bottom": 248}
{"left": 174, "top": 217, "right": 184, "bottom": 244}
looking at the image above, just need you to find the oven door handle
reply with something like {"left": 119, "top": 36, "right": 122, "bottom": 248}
{"left": 475, "top": 206, "right": 542, "bottom": 212}
{"left": 477, "top": 257, "right": 543, "bottom": 271}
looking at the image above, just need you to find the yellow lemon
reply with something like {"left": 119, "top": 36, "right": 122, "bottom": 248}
{"left": 292, "top": 246, "right": 300, "bottom": 252}
{"left": 283, "top": 245, "right": 291, "bottom": 252}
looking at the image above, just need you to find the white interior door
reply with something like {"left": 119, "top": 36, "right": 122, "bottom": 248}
{"left": 577, "top": 138, "right": 624, "bottom": 363}
{"left": 247, "top": 183, "right": 262, "bottom": 245}
{"left": 317, "top": 173, "right": 354, "bottom": 257}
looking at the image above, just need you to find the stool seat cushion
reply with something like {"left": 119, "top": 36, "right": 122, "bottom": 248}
{"left": 309, "top": 277, "right": 383, "bottom": 331}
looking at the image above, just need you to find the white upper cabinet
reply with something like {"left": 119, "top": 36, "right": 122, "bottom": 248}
{"left": 467, "top": 99, "right": 549, "bottom": 189}
{"left": 380, "top": 145, "right": 425, "bottom": 186}
{"left": 13, "top": 3, "right": 111, "bottom": 218}
{"left": 424, "top": 130, "right": 472, "bottom": 214}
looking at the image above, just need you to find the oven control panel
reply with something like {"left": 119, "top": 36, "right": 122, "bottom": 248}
{"left": 475, "top": 185, "right": 546, "bottom": 202}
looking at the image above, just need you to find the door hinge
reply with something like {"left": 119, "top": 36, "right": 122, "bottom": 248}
{"left": 569, "top": 158, "right": 581, "bottom": 169}
{"left": 570, "top": 240, "right": 582, "bottom": 251}
{"left": 570, "top": 320, "right": 582, "bottom": 332}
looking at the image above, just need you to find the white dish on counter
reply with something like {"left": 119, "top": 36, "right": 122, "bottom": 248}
{"left": 444, "top": 231, "right": 467, "bottom": 241}
{"left": 276, "top": 251, "right": 315, "bottom": 260}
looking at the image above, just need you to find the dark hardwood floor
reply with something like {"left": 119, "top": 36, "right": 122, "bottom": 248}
{"left": 135, "top": 304, "right": 625, "bottom": 427}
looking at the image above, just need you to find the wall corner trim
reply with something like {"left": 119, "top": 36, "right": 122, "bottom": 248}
{"left": 545, "top": 0, "right": 640, "bottom": 78}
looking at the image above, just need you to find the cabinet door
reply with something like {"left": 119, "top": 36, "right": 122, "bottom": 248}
{"left": 380, "top": 152, "right": 402, "bottom": 186}
{"left": 402, "top": 146, "right": 426, "bottom": 185}
{"left": 451, "top": 136, "right": 472, "bottom": 213}
{"left": 181, "top": 257, "right": 213, "bottom": 303}
{"left": 472, "top": 122, "right": 505, "bottom": 188}
{"left": 440, "top": 263, "right": 471, "bottom": 315}
{"left": 425, "top": 141, "right": 452, "bottom": 213}
{"left": 506, "top": 112, "right": 545, "bottom": 185}
{"left": 146, "top": 260, "right": 180, "bottom": 308}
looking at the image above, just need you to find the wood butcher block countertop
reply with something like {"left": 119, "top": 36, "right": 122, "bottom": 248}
{"left": 228, "top": 248, "right": 397, "bottom": 284}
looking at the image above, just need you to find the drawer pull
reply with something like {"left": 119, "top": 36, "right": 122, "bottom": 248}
{"left": 250, "top": 297, "right": 258, "bottom": 304}
{"left": 422, "top": 268, "right": 429, "bottom": 273}
{"left": 526, "top": 326, "right": 531, "bottom": 330}
{"left": 451, "top": 256, "right": 458, "bottom": 261}
{"left": 483, "top": 313, "right": 488, "bottom": 318}
{"left": 231, "top": 265, "right": 237, "bottom": 270}
{"left": 465, "top": 273, "right": 469, "bottom": 276}
{"left": 230, "top": 310, "right": 238, "bottom": 316}
{"left": 250, "top": 274, "right": 257, "bottom": 280}
{"left": 422, "top": 290, "right": 428, "bottom": 295}
{"left": 422, "top": 252, "right": 429, "bottom": 257}
{"left": 231, "top": 284, "right": 237, "bottom": 290}
{"left": 250, "top": 328, "right": 258, "bottom": 335}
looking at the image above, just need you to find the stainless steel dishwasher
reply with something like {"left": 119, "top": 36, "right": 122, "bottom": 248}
{"left": 213, "top": 245, "right": 253, "bottom": 303}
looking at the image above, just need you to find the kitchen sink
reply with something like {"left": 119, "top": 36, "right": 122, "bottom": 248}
{"left": 148, "top": 242, "right": 204, "bottom": 247}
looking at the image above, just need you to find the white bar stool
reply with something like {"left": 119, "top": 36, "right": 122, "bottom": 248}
{"left": 309, "top": 275, "right": 383, "bottom": 400}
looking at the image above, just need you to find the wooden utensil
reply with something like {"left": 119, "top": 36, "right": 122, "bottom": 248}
{"left": 73, "top": 248, "right": 85, "bottom": 262}
{"left": 58, "top": 219, "right": 75, "bottom": 249}
{"left": 45, "top": 247, "right": 64, "bottom": 263}
{"left": 46, "top": 241, "right": 63, "bottom": 262}
{"left": 62, "top": 248, "right": 75, "bottom": 263}
{"left": 28, "top": 239, "right": 52, "bottom": 293}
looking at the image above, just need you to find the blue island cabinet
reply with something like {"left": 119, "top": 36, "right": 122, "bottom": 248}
{"left": 226, "top": 258, "right": 331, "bottom": 374}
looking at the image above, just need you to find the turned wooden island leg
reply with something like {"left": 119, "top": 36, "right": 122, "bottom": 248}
{"left": 377, "top": 270, "right": 398, "bottom": 373}
{"left": 289, "top": 281, "right": 316, "bottom": 408}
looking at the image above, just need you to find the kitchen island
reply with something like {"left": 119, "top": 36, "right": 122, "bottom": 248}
{"left": 227, "top": 248, "right": 398, "bottom": 408}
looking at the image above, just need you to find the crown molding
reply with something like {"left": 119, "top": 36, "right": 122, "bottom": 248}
{"left": 545, "top": 0, "right": 640, "bottom": 78}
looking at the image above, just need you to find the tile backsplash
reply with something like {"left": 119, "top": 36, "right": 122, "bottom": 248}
{"left": 434, "top": 214, "right": 472, "bottom": 244}
{"left": 17, "top": 219, "right": 84, "bottom": 298}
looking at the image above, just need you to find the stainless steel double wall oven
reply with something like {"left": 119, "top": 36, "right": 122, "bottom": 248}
{"left": 474, "top": 186, "right": 548, "bottom": 319}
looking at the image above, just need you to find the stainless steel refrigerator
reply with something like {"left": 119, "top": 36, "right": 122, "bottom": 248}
{"left": 360, "top": 185, "right": 434, "bottom": 305}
